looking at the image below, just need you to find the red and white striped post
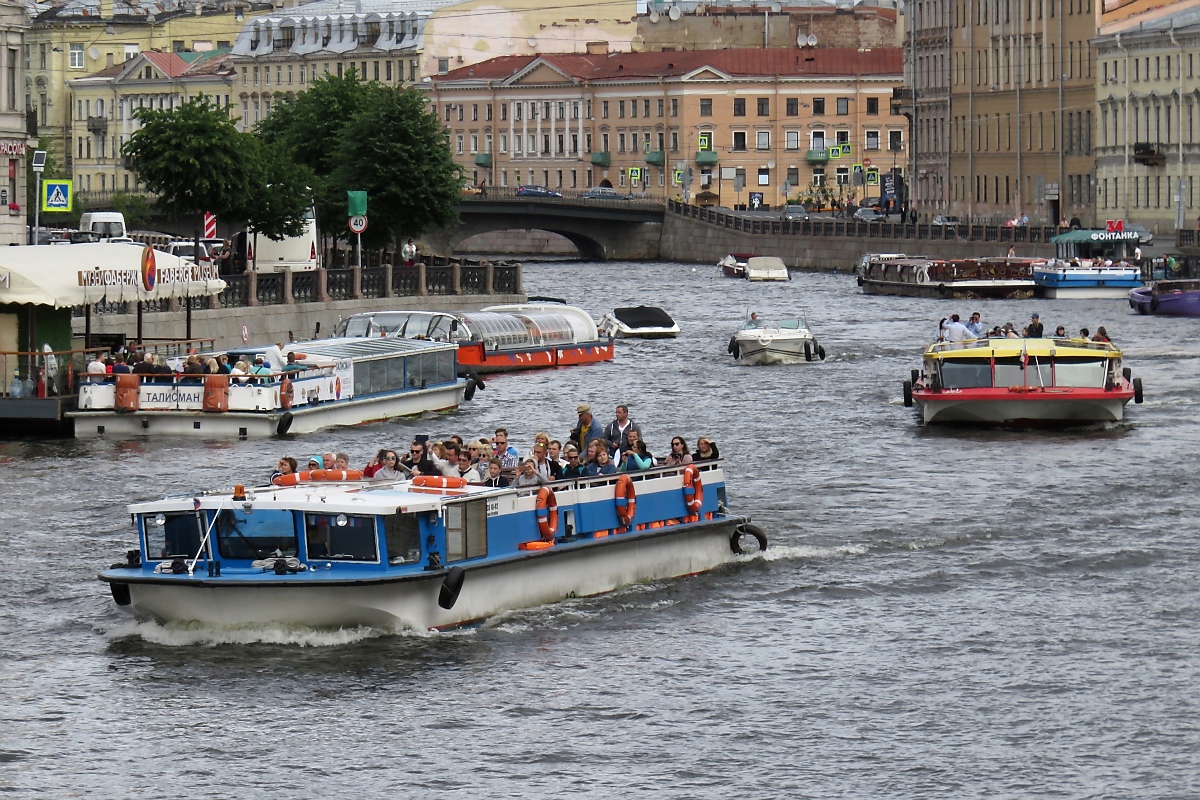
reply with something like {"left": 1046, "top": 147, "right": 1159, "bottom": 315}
{"left": 203, "top": 212, "right": 216, "bottom": 240}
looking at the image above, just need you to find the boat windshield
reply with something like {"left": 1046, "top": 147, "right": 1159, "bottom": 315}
{"left": 941, "top": 355, "right": 1107, "bottom": 388}
{"left": 304, "top": 513, "right": 378, "bottom": 561}
{"left": 940, "top": 359, "right": 992, "bottom": 389}
{"left": 143, "top": 511, "right": 204, "bottom": 560}
{"left": 1052, "top": 357, "right": 1107, "bottom": 388}
{"left": 216, "top": 508, "right": 298, "bottom": 560}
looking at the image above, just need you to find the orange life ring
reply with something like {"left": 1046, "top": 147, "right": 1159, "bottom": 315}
{"left": 682, "top": 464, "right": 704, "bottom": 516}
{"left": 273, "top": 469, "right": 364, "bottom": 486}
{"left": 536, "top": 485, "right": 558, "bottom": 541}
{"left": 412, "top": 474, "right": 469, "bottom": 489}
{"left": 280, "top": 378, "right": 294, "bottom": 410}
{"left": 615, "top": 474, "right": 637, "bottom": 527}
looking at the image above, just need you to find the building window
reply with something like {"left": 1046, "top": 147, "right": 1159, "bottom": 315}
{"left": 572, "top": 101, "right": 579, "bottom": 119}
{"left": 867, "top": 97, "right": 879, "bottom": 115}
{"left": 437, "top": 58, "right": 449, "bottom": 74}
{"left": 602, "top": 101, "right": 609, "bottom": 118}
{"left": 618, "top": 101, "right": 626, "bottom": 118}
{"left": 629, "top": 100, "right": 637, "bottom": 119}
{"left": 786, "top": 167, "right": 799, "bottom": 186}
{"left": 757, "top": 98, "right": 769, "bottom": 116}
{"left": 671, "top": 98, "right": 679, "bottom": 116}
{"left": 617, "top": 133, "right": 626, "bottom": 152}
{"left": 670, "top": 131, "right": 679, "bottom": 151}
{"left": 499, "top": 133, "right": 507, "bottom": 153}
{"left": 699, "top": 98, "right": 712, "bottom": 116}
{"left": 813, "top": 98, "right": 825, "bottom": 115}
{"left": 889, "top": 130, "right": 903, "bottom": 151}
{"left": 69, "top": 43, "right": 84, "bottom": 69}
{"left": 812, "top": 167, "right": 825, "bottom": 186}
{"left": 657, "top": 99, "right": 664, "bottom": 117}
{"left": 643, "top": 99, "right": 650, "bottom": 117}
{"left": 837, "top": 130, "right": 849, "bottom": 145}
{"left": 733, "top": 98, "right": 746, "bottom": 116}
{"left": 786, "top": 98, "right": 798, "bottom": 116}
{"left": 500, "top": 103, "right": 507, "bottom": 121}
{"left": 602, "top": 133, "right": 609, "bottom": 152}
{"left": 836, "top": 166, "right": 849, "bottom": 185}
{"left": 458, "top": 105, "right": 463, "bottom": 121}
{"left": 836, "top": 98, "right": 849, "bottom": 115}
{"left": 811, "top": 131, "right": 825, "bottom": 149}
{"left": 470, "top": 134, "right": 478, "bottom": 153}
{"left": 866, "top": 130, "right": 880, "bottom": 150}
{"left": 456, "top": 134, "right": 464, "bottom": 154}
{"left": 123, "top": 44, "right": 139, "bottom": 61}
{"left": 732, "top": 131, "right": 746, "bottom": 151}
{"left": 758, "top": 167, "right": 770, "bottom": 186}
{"left": 756, "top": 131, "right": 770, "bottom": 150}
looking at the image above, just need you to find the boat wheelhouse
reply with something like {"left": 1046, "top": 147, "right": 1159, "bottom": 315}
{"left": 1128, "top": 280, "right": 1200, "bottom": 316}
{"left": 903, "top": 338, "right": 1143, "bottom": 426}
{"left": 333, "top": 303, "right": 614, "bottom": 374}
{"left": 860, "top": 257, "right": 1037, "bottom": 299}
{"left": 71, "top": 336, "right": 466, "bottom": 438}
{"left": 98, "top": 461, "right": 764, "bottom": 631}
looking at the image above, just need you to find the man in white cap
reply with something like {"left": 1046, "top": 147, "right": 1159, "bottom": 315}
{"left": 569, "top": 403, "right": 607, "bottom": 452}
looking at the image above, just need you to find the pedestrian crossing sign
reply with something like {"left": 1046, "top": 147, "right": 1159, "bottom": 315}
{"left": 42, "top": 180, "right": 72, "bottom": 212}
{"left": 829, "top": 146, "right": 843, "bottom": 158}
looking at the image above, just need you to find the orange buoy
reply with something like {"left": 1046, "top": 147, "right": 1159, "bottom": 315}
{"left": 518, "top": 540, "right": 554, "bottom": 550}
{"left": 413, "top": 474, "right": 469, "bottom": 489}
{"left": 536, "top": 485, "right": 558, "bottom": 541}
{"left": 682, "top": 464, "right": 704, "bottom": 516}
{"left": 280, "top": 378, "right": 294, "bottom": 410}
{"left": 273, "top": 469, "right": 363, "bottom": 486}
{"left": 614, "top": 474, "right": 637, "bottom": 527}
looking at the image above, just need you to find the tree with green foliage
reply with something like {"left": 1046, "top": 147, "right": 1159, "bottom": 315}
{"left": 331, "top": 88, "right": 460, "bottom": 246}
{"left": 106, "top": 192, "right": 153, "bottom": 230}
{"left": 255, "top": 69, "right": 384, "bottom": 243}
{"left": 242, "top": 136, "right": 315, "bottom": 241}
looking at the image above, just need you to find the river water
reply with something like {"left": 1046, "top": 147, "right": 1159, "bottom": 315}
{"left": 2, "top": 261, "right": 1198, "bottom": 798}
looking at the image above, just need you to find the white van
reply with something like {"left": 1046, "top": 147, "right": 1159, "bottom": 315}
{"left": 77, "top": 212, "right": 127, "bottom": 241}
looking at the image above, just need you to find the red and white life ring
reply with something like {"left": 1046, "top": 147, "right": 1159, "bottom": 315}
{"left": 536, "top": 486, "right": 558, "bottom": 541}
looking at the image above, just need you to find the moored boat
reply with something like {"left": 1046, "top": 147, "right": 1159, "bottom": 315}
{"left": 98, "top": 461, "right": 766, "bottom": 631}
{"left": 598, "top": 306, "right": 680, "bottom": 339}
{"left": 903, "top": 337, "right": 1143, "bottom": 427}
{"left": 745, "top": 256, "right": 790, "bottom": 282}
{"left": 1034, "top": 261, "right": 1142, "bottom": 298}
{"left": 1128, "top": 280, "right": 1200, "bottom": 316}
{"left": 860, "top": 257, "right": 1036, "bottom": 299}
{"left": 70, "top": 336, "right": 468, "bottom": 438}
{"left": 718, "top": 253, "right": 756, "bottom": 278}
{"left": 334, "top": 303, "right": 614, "bottom": 374}
{"left": 728, "top": 316, "right": 825, "bottom": 365}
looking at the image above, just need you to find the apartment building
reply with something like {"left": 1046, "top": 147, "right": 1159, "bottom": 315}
{"left": 430, "top": 47, "right": 905, "bottom": 207}
{"left": 905, "top": 0, "right": 1099, "bottom": 224}
{"left": 0, "top": 0, "right": 27, "bottom": 244}
{"left": 29, "top": 0, "right": 265, "bottom": 166}
{"left": 1094, "top": 5, "right": 1200, "bottom": 233}
{"left": 67, "top": 50, "right": 234, "bottom": 196}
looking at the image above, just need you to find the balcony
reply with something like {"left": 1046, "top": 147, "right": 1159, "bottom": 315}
{"left": 86, "top": 115, "right": 107, "bottom": 135}
{"left": 590, "top": 151, "right": 611, "bottom": 167}
{"left": 695, "top": 150, "right": 718, "bottom": 166}
{"left": 1132, "top": 142, "right": 1166, "bottom": 167}
{"left": 644, "top": 150, "right": 665, "bottom": 166}
{"left": 474, "top": 153, "right": 492, "bottom": 167}
{"left": 806, "top": 149, "right": 830, "bottom": 164}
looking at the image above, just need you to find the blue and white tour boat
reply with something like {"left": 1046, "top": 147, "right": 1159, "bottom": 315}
{"left": 1033, "top": 260, "right": 1142, "bottom": 299}
{"left": 98, "top": 461, "right": 766, "bottom": 631}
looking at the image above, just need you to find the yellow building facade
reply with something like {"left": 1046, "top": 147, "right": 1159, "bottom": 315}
{"left": 431, "top": 47, "right": 906, "bottom": 208}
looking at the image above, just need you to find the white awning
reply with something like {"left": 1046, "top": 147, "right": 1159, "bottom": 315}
{"left": 0, "top": 243, "right": 227, "bottom": 308}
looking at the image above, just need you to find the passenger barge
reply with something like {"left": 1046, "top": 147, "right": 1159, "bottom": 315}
{"left": 70, "top": 337, "right": 468, "bottom": 438}
{"left": 334, "top": 303, "right": 614, "bottom": 374}
{"left": 98, "top": 462, "right": 766, "bottom": 631}
{"left": 860, "top": 257, "right": 1037, "bottom": 299}
{"left": 903, "top": 337, "right": 1143, "bottom": 426}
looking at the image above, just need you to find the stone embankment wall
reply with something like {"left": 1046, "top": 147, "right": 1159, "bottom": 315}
{"left": 659, "top": 213, "right": 1056, "bottom": 271}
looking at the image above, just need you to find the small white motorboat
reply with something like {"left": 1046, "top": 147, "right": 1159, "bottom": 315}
{"left": 728, "top": 316, "right": 826, "bottom": 365}
{"left": 745, "top": 256, "right": 790, "bottom": 282}
{"left": 598, "top": 306, "right": 680, "bottom": 339}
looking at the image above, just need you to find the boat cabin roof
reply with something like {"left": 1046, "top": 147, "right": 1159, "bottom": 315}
{"left": 226, "top": 335, "right": 456, "bottom": 368}
{"left": 924, "top": 338, "right": 1122, "bottom": 360}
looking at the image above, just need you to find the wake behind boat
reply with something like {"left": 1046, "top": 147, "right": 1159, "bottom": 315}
{"left": 98, "top": 461, "right": 766, "bottom": 631}
{"left": 728, "top": 316, "right": 826, "bottom": 365}
{"left": 903, "top": 336, "right": 1143, "bottom": 427}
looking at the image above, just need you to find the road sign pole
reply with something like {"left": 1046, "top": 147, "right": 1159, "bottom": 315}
{"left": 34, "top": 172, "right": 40, "bottom": 245}
{"left": 357, "top": 231, "right": 362, "bottom": 271}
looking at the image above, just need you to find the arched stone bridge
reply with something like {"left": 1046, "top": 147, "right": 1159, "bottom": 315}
{"left": 424, "top": 193, "right": 665, "bottom": 261}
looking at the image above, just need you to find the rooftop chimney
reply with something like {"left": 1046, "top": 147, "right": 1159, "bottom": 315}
{"left": 585, "top": 40, "right": 609, "bottom": 55}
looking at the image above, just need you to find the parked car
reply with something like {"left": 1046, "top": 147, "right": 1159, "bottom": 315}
{"left": 1124, "top": 223, "right": 1153, "bottom": 244}
{"left": 782, "top": 205, "right": 810, "bottom": 221}
{"left": 852, "top": 207, "right": 887, "bottom": 223}
{"left": 580, "top": 186, "right": 631, "bottom": 200}
{"left": 931, "top": 215, "right": 961, "bottom": 226}
{"left": 460, "top": 181, "right": 482, "bottom": 196}
{"left": 515, "top": 185, "right": 562, "bottom": 198}
{"left": 861, "top": 196, "right": 883, "bottom": 211}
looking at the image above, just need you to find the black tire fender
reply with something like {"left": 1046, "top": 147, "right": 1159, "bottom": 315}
{"left": 730, "top": 523, "right": 768, "bottom": 554}
{"left": 804, "top": 341, "right": 813, "bottom": 362}
{"left": 1122, "top": 367, "right": 1132, "bottom": 382}
{"left": 911, "top": 368, "right": 920, "bottom": 385}
{"left": 466, "top": 367, "right": 485, "bottom": 390}
{"left": 937, "top": 283, "right": 947, "bottom": 296}
{"left": 110, "top": 583, "right": 131, "bottom": 606}
{"left": 931, "top": 374, "right": 942, "bottom": 393}
{"left": 464, "top": 378, "right": 477, "bottom": 402}
{"left": 1134, "top": 377, "right": 1144, "bottom": 404}
{"left": 728, "top": 337, "right": 740, "bottom": 358}
{"left": 1150, "top": 295, "right": 1160, "bottom": 312}
{"left": 817, "top": 345, "right": 826, "bottom": 361}
{"left": 438, "top": 566, "right": 467, "bottom": 610}
{"left": 856, "top": 275, "right": 864, "bottom": 287}
{"left": 903, "top": 380, "right": 913, "bottom": 407}
{"left": 276, "top": 411, "right": 294, "bottom": 436}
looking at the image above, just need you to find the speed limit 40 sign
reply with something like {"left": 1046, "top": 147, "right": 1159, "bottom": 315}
{"left": 348, "top": 215, "right": 368, "bottom": 234}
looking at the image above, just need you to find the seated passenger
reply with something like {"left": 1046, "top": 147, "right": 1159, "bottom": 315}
{"left": 370, "top": 451, "right": 406, "bottom": 481}
{"left": 230, "top": 360, "right": 251, "bottom": 383}
{"left": 1079, "top": 327, "right": 1090, "bottom": 340}
{"left": 334, "top": 452, "right": 350, "bottom": 470}
{"left": 586, "top": 447, "right": 617, "bottom": 476}
{"left": 618, "top": 430, "right": 653, "bottom": 472}
{"left": 1054, "top": 325, "right": 1067, "bottom": 338}
{"left": 399, "top": 440, "right": 424, "bottom": 472}
{"left": 307, "top": 522, "right": 330, "bottom": 558}
{"left": 664, "top": 436, "right": 693, "bottom": 466}
{"left": 524, "top": 431, "right": 551, "bottom": 461}
{"left": 86, "top": 353, "right": 107, "bottom": 381}
{"left": 693, "top": 438, "right": 720, "bottom": 462}
{"left": 281, "top": 352, "right": 306, "bottom": 373}
{"left": 132, "top": 352, "right": 156, "bottom": 376}
{"left": 513, "top": 458, "right": 550, "bottom": 488}
{"left": 459, "top": 452, "right": 485, "bottom": 483}
{"left": 480, "top": 458, "right": 509, "bottom": 487}
{"left": 548, "top": 439, "right": 567, "bottom": 469}
{"left": 363, "top": 448, "right": 391, "bottom": 478}
{"left": 305, "top": 455, "right": 324, "bottom": 471}
{"left": 151, "top": 355, "right": 175, "bottom": 384}
{"left": 1092, "top": 326, "right": 1111, "bottom": 343}
{"left": 531, "top": 442, "right": 562, "bottom": 480}
{"left": 271, "top": 456, "right": 298, "bottom": 484}
{"left": 561, "top": 445, "right": 588, "bottom": 478}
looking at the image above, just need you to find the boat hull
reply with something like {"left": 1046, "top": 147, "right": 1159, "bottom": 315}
{"left": 1128, "top": 287, "right": 1200, "bottom": 317}
{"left": 112, "top": 517, "right": 744, "bottom": 631}
{"left": 915, "top": 389, "right": 1132, "bottom": 426}
{"left": 1037, "top": 285, "right": 1138, "bottom": 299}
{"left": 70, "top": 382, "right": 463, "bottom": 438}
{"left": 862, "top": 279, "right": 1035, "bottom": 299}
{"left": 1034, "top": 268, "right": 1141, "bottom": 299}
{"left": 457, "top": 341, "right": 615, "bottom": 373}
{"left": 733, "top": 335, "right": 818, "bottom": 365}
